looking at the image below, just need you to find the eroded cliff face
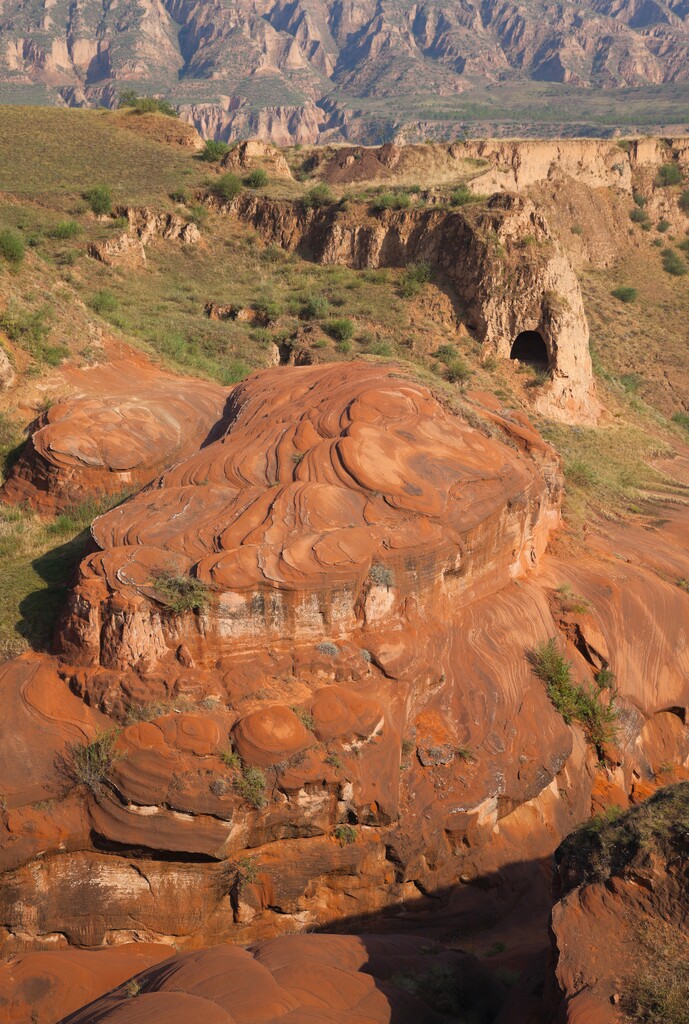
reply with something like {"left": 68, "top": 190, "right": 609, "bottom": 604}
{"left": 0, "top": 362, "right": 688, "bottom": 959}
{"left": 229, "top": 192, "right": 599, "bottom": 423}
{"left": 548, "top": 784, "right": 689, "bottom": 1024}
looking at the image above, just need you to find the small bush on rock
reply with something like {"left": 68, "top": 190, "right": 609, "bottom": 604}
{"left": 152, "top": 571, "right": 210, "bottom": 613}
{"left": 62, "top": 731, "right": 119, "bottom": 793}
{"left": 529, "top": 638, "right": 618, "bottom": 756}
{"left": 235, "top": 765, "right": 266, "bottom": 808}
{"left": 334, "top": 824, "right": 356, "bottom": 845}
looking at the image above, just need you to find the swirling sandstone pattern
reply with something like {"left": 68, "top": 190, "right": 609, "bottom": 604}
{"left": 2, "top": 359, "right": 229, "bottom": 513}
{"left": 59, "top": 361, "right": 561, "bottom": 668}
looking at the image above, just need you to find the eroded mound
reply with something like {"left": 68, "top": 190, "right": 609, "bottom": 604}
{"left": 60, "top": 361, "right": 561, "bottom": 669}
{"left": 48, "top": 935, "right": 499, "bottom": 1024}
{"left": 2, "top": 359, "right": 229, "bottom": 513}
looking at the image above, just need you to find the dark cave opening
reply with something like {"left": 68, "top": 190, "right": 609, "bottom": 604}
{"left": 510, "top": 330, "right": 549, "bottom": 366}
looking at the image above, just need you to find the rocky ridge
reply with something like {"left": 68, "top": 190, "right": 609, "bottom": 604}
{"left": 4, "top": 0, "right": 689, "bottom": 142}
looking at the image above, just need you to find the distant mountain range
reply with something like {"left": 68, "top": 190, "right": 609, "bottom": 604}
{"left": 2, "top": 0, "right": 689, "bottom": 142}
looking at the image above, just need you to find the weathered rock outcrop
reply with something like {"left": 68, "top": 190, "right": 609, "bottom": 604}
{"left": 1, "top": 363, "right": 688, "bottom": 957}
{"left": 58, "top": 361, "right": 562, "bottom": 668}
{"left": 221, "top": 139, "right": 294, "bottom": 180}
{"left": 229, "top": 192, "right": 599, "bottom": 423}
{"left": 1, "top": 935, "right": 501, "bottom": 1024}
{"left": 548, "top": 783, "right": 689, "bottom": 1023}
{"left": 1, "top": 359, "right": 228, "bottom": 512}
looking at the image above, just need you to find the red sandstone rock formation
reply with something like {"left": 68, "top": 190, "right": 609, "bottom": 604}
{"left": 1, "top": 935, "right": 500, "bottom": 1023}
{"left": 0, "top": 363, "right": 687, "bottom": 972}
{"left": 1, "top": 358, "right": 229, "bottom": 513}
{"left": 548, "top": 783, "right": 689, "bottom": 1023}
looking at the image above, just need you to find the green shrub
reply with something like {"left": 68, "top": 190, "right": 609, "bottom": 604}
{"left": 657, "top": 219, "right": 671, "bottom": 233}
{"left": 290, "top": 705, "right": 316, "bottom": 731}
{"left": 220, "top": 747, "right": 241, "bottom": 770}
{"left": 570, "top": 224, "right": 583, "bottom": 236}
{"left": 63, "top": 731, "right": 119, "bottom": 793}
{"left": 662, "top": 247, "right": 687, "bottom": 276}
{"left": 88, "top": 290, "right": 118, "bottom": 316}
{"left": 169, "top": 190, "right": 188, "bottom": 204}
{"left": 237, "top": 856, "right": 258, "bottom": 887}
{"left": 245, "top": 168, "right": 268, "bottom": 188}
{"left": 200, "top": 139, "right": 230, "bottom": 162}
{"left": 565, "top": 459, "right": 597, "bottom": 487}
{"left": 630, "top": 207, "right": 650, "bottom": 226}
{"left": 253, "top": 297, "right": 281, "bottom": 323}
{"left": 679, "top": 189, "right": 689, "bottom": 213}
{"left": 0, "top": 229, "right": 25, "bottom": 266}
{"left": 119, "top": 90, "right": 177, "bottom": 117}
{"left": 611, "top": 286, "right": 637, "bottom": 303}
{"left": 656, "top": 163, "right": 682, "bottom": 187}
{"left": 529, "top": 638, "right": 618, "bottom": 754}
{"left": 316, "top": 640, "right": 339, "bottom": 657}
{"left": 672, "top": 411, "right": 689, "bottom": 432}
{"left": 369, "top": 563, "right": 394, "bottom": 587}
{"left": 334, "top": 824, "right": 356, "bottom": 845}
{"left": 633, "top": 191, "right": 647, "bottom": 208}
{"left": 84, "top": 185, "right": 112, "bottom": 216}
{"left": 326, "top": 318, "right": 354, "bottom": 342}
{"left": 302, "top": 183, "right": 333, "bottom": 209}
{"left": 152, "top": 571, "right": 210, "bottom": 612}
{"left": 368, "top": 341, "right": 392, "bottom": 357}
{"left": 399, "top": 260, "right": 432, "bottom": 298}
{"left": 48, "top": 220, "right": 79, "bottom": 240}
{"left": 301, "top": 296, "right": 329, "bottom": 320}
{"left": 444, "top": 357, "right": 471, "bottom": 383}
{"left": 449, "top": 184, "right": 474, "bottom": 206}
{"left": 371, "top": 191, "right": 411, "bottom": 211}
{"left": 209, "top": 173, "right": 242, "bottom": 203}
{"left": 234, "top": 765, "right": 266, "bottom": 808}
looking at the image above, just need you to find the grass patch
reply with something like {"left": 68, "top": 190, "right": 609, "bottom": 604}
{"left": 611, "top": 286, "right": 637, "bottom": 303}
{"left": 234, "top": 764, "right": 267, "bottom": 809}
{"left": 529, "top": 638, "right": 618, "bottom": 756}
{"left": 0, "top": 228, "right": 25, "bottom": 266}
{"left": 61, "top": 730, "right": 120, "bottom": 794}
{"left": 151, "top": 571, "right": 210, "bottom": 613}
